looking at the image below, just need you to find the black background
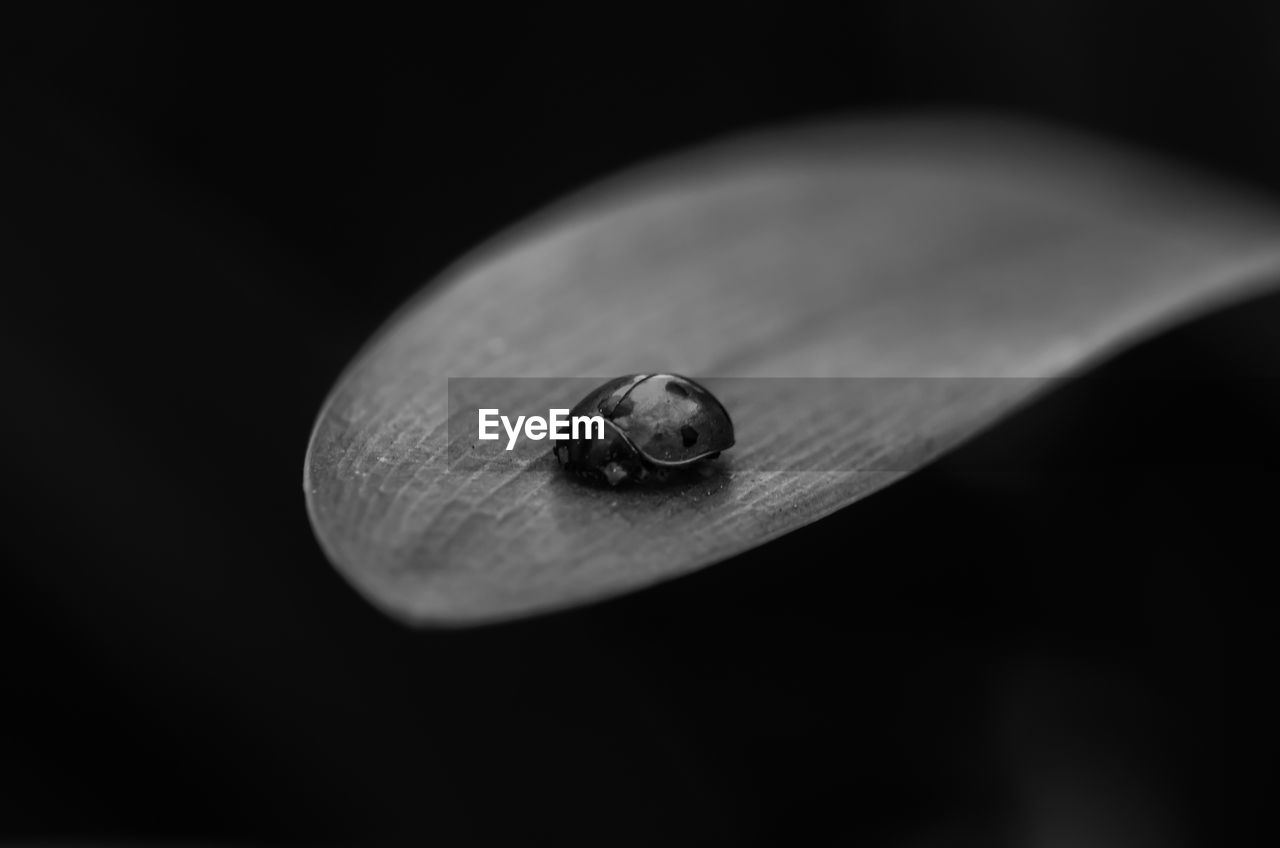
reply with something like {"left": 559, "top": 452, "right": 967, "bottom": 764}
{"left": 2, "top": 5, "right": 1277, "bottom": 846}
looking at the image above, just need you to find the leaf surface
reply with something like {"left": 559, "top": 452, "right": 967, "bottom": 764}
{"left": 304, "top": 117, "right": 1280, "bottom": 625}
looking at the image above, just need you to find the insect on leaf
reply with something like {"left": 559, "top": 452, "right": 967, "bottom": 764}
{"left": 304, "top": 117, "right": 1280, "bottom": 626}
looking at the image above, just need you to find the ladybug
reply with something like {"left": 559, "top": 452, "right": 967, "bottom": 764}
{"left": 553, "top": 374, "right": 735, "bottom": 486}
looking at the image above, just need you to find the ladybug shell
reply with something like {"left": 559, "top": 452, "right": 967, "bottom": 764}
{"left": 563, "top": 374, "right": 734, "bottom": 468}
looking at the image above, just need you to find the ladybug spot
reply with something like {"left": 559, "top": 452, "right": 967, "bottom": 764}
{"left": 611, "top": 398, "right": 635, "bottom": 418}
{"left": 665, "top": 381, "right": 689, "bottom": 398}
{"left": 680, "top": 424, "right": 699, "bottom": 447}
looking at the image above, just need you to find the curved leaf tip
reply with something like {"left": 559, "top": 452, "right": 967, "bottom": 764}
{"left": 305, "top": 115, "right": 1280, "bottom": 626}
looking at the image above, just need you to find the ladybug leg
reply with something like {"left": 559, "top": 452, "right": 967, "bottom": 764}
{"left": 601, "top": 462, "right": 631, "bottom": 486}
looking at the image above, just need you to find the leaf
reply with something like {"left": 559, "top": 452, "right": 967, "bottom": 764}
{"left": 303, "top": 116, "right": 1280, "bottom": 626}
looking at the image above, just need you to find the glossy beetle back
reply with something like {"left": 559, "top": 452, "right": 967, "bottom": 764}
{"left": 603, "top": 374, "right": 734, "bottom": 465}
{"left": 555, "top": 374, "right": 734, "bottom": 484}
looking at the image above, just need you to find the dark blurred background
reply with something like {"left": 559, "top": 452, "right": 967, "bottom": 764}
{"left": 2, "top": 5, "right": 1277, "bottom": 846}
